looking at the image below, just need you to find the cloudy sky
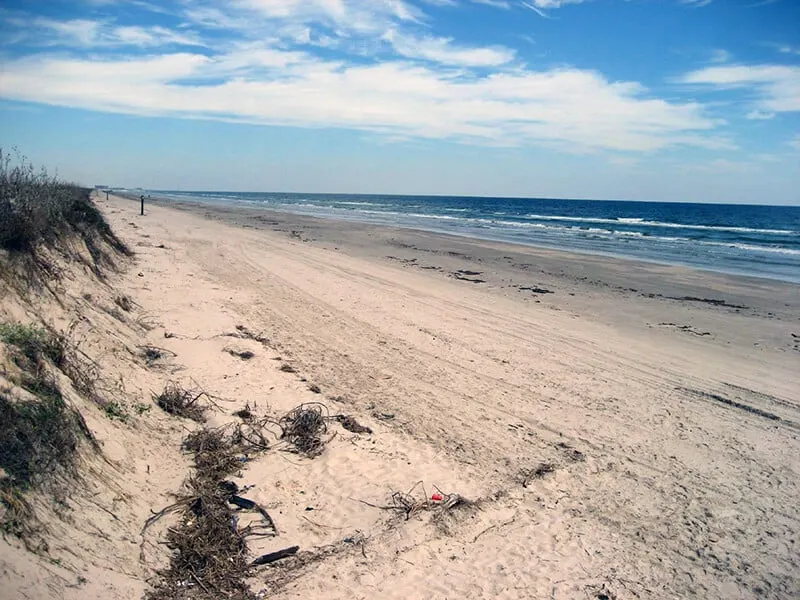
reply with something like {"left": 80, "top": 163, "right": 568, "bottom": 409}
{"left": 0, "top": 0, "right": 798, "bottom": 204}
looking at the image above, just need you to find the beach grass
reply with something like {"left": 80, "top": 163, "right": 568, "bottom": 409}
{"left": 0, "top": 147, "right": 130, "bottom": 256}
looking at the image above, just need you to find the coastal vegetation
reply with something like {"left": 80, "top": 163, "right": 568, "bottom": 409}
{"left": 0, "top": 147, "right": 130, "bottom": 268}
{"left": 0, "top": 149, "right": 127, "bottom": 548}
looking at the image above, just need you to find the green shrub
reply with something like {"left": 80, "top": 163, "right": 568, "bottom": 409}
{"left": 0, "top": 390, "right": 80, "bottom": 489}
{"left": 0, "top": 322, "right": 65, "bottom": 366}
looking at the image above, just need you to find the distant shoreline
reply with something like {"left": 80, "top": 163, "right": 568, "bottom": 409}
{"left": 122, "top": 191, "right": 800, "bottom": 284}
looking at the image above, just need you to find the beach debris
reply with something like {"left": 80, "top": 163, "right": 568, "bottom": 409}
{"left": 230, "top": 418, "right": 273, "bottom": 453}
{"left": 642, "top": 293, "right": 747, "bottom": 310}
{"left": 280, "top": 363, "right": 297, "bottom": 373}
{"left": 308, "top": 384, "right": 321, "bottom": 394}
{"left": 225, "top": 347, "right": 255, "bottom": 360}
{"left": 517, "top": 285, "right": 553, "bottom": 295}
{"left": 555, "top": 441, "right": 586, "bottom": 462}
{"left": 452, "top": 270, "right": 485, "bottom": 283}
{"left": 386, "top": 255, "right": 417, "bottom": 265}
{"left": 656, "top": 322, "right": 711, "bottom": 337}
{"left": 278, "top": 403, "right": 329, "bottom": 457}
{"left": 373, "top": 411, "right": 395, "bottom": 421}
{"left": 222, "top": 324, "right": 270, "bottom": 346}
{"left": 233, "top": 404, "right": 253, "bottom": 420}
{"left": 520, "top": 462, "right": 556, "bottom": 487}
{"left": 355, "top": 482, "right": 473, "bottom": 521}
{"left": 139, "top": 345, "right": 175, "bottom": 365}
{"left": 144, "top": 420, "right": 277, "bottom": 600}
{"left": 273, "top": 403, "right": 374, "bottom": 455}
{"left": 114, "top": 294, "right": 133, "bottom": 312}
{"left": 154, "top": 382, "right": 207, "bottom": 422}
{"left": 336, "top": 415, "right": 372, "bottom": 434}
{"left": 251, "top": 545, "right": 300, "bottom": 567}
{"left": 229, "top": 495, "right": 279, "bottom": 538}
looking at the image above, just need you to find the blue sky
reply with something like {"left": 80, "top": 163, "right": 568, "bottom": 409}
{"left": 0, "top": 0, "right": 798, "bottom": 204}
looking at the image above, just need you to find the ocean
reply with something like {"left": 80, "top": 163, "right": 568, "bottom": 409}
{"left": 149, "top": 191, "right": 800, "bottom": 283}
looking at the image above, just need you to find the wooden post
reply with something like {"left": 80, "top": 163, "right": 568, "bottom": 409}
{"left": 105, "top": 190, "right": 109, "bottom": 201}
{"left": 140, "top": 195, "right": 144, "bottom": 216}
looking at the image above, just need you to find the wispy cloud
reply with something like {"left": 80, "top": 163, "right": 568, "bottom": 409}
{"left": 710, "top": 49, "right": 731, "bottom": 63}
{"left": 777, "top": 44, "right": 800, "bottom": 56}
{"left": 520, "top": 0, "right": 587, "bottom": 18}
{"left": 5, "top": 16, "right": 205, "bottom": 48}
{"left": 680, "top": 0, "right": 714, "bottom": 7}
{"left": 0, "top": 48, "right": 729, "bottom": 152}
{"left": 470, "top": 0, "right": 512, "bottom": 8}
{"left": 680, "top": 64, "right": 800, "bottom": 113}
{"left": 384, "top": 30, "right": 515, "bottom": 66}
{"left": 746, "top": 109, "right": 775, "bottom": 120}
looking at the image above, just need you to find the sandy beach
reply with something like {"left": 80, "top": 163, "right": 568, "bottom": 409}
{"left": 3, "top": 192, "right": 799, "bottom": 599}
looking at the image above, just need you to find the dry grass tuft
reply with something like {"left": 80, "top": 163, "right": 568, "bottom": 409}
{"left": 225, "top": 348, "right": 255, "bottom": 360}
{"left": 278, "top": 403, "right": 328, "bottom": 457}
{"left": 114, "top": 294, "right": 133, "bottom": 312}
{"left": 154, "top": 382, "right": 207, "bottom": 422}
{"left": 520, "top": 462, "right": 556, "bottom": 487}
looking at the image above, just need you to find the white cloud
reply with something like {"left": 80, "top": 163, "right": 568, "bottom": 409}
{"left": 789, "top": 134, "right": 800, "bottom": 151}
{"left": 680, "top": 64, "right": 800, "bottom": 113}
{"left": 746, "top": 109, "right": 775, "bottom": 120}
{"left": 110, "top": 26, "right": 205, "bottom": 47}
{"left": 33, "top": 18, "right": 101, "bottom": 46}
{"left": 228, "top": 0, "right": 424, "bottom": 34}
{"left": 524, "top": 0, "right": 587, "bottom": 7}
{"left": 0, "top": 48, "right": 729, "bottom": 153}
{"left": 520, "top": 0, "right": 587, "bottom": 18}
{"left": 383, "top": 30, "right": 515, "bottom": 66}
{"left": 680, "top": 0, "right": 714, "bottom": 7}
{"left": 470, "top": 0, "right": 512, "bottom": 8}
{"left": 11, "top": 17, "right": 205, "bottom": 48}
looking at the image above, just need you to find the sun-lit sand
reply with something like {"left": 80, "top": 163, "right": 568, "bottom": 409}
{"left": 2, "top": 192, "right": 798, "bottom": 599}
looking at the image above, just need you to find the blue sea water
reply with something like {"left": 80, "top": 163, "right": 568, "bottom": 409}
{"left": 149, "top": 191, "right": 800, "bottom": 283}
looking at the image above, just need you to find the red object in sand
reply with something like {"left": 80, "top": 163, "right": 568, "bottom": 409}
{"left": 431, "top": 493, "right": 443, "bottom": 501}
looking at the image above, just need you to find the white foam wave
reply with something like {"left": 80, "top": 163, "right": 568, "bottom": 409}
{"left": 522, "top": 214, "right": 796, "bottom": 235}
